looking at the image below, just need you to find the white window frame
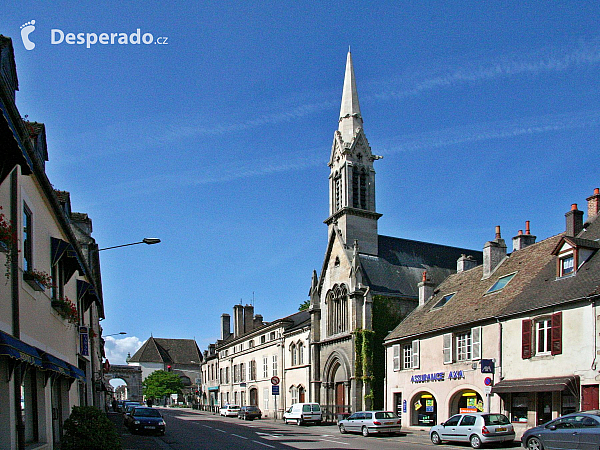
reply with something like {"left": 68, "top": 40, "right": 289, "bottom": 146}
{"left": 273, "top": 355, "right": 278, "bottom": 377}
{"left": 456, "top": 332, "right": 472, "bottom": 361}
{"left": 411, "top": 340, "right": 420, "bottom": 369}
{"left": 443, "top": 333, "right": 453, "bottom": 364}
{"left": 536, "top": 318, "right": 552, "bottom": 355}
{"left": 298, "top": 342, "right": 304, "bottom": 365}
{"left": 263, "top": 356, "right": 268, "bottom": 378}
{"left": 402, "top": 344, "right": 412, "bottom": 370}
{"left": 392, "top": 344, "right": 400, "bottom": 371}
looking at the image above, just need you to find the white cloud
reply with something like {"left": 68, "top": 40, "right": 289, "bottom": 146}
{"left": 104, "top": 336, "right": 144, "bottom": 365}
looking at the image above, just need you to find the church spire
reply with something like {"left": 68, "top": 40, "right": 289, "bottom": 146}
{"left": 338, "top": 50, "right": 363, "bottom": 143}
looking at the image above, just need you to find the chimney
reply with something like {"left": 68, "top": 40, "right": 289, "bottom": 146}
{"left": 244, "top": 305, "right": 254, "bottom": 333}
{"left": 457, "top": 254, "right": 477, "bottom": 273}
{"left": 220, "top": 314, "right": 231, "bottom": 341}
{"left": 512, "top": 221, "right": 537, "bottom": 251}
{"left": 418, "top": 271, "right": 435, "bottom": 306}
{"left": 233, "top": 304, "right": 244, "bottom": 338}
{"left": 587, "top": 188, "right": 600, "bottom": 221}
{"left": 483, "top": 226, "right": 507, "bottom": 279}
{"left": 253, "top": 314, "right": 264, "bottom": 329}
{"left": 565, "top": 204, "right": 584, "bottom": 237}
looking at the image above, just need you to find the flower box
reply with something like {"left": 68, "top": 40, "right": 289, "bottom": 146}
{"left": 24, "top": 272, "right": 46, "bottom": 291}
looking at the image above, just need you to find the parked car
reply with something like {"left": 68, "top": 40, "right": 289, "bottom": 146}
{"left": 219, "top": 404, "right": 241, "bottom": 417}
{"left": 283, "top": 403, "right": 322, "bottom": 425}
{"left": 338, "top": 411, "right": 401, "bottom": 436}
{"left": 521, "top": 410, "right": 600, "bottom": 450}
{"left": 125, "top": 406, "right": 166, "bottom": 435}
{"left": 238, "top": 406, "right": 262, "bottom": 420}
{"left": 123, "top": 402, "right": 143, "bottom": 417}
{"left": 430, "top": 412, "right": 515, "bottom": 448}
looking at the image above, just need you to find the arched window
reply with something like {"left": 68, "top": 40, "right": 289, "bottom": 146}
{"left": 327, "top": 284, "right": 349, "bottom": 336}
{"left": 360, "top": 169, "right": 367, "bottom": 209}
{"left": 352, "top": 166, "right": 359, "bottom": 208}
{"left": 334, "top": 172, "right": 342, "bottom": 211}
{"left": 298, "top": 342, "right": 304, "bottom": 365}
{"left": 290, "top": 386, "right": 298, "bottom": 404}
{"left": 291, "top": 344, "right": 297, "bottom": 366}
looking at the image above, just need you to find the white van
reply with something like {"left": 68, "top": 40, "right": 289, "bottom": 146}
{"left": 283, "top": 403, "right": 322, "bottom": 425}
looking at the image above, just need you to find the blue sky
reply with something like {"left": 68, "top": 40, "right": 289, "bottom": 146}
{"left": 3, "top": 1, "right": 599, "bottom": 364}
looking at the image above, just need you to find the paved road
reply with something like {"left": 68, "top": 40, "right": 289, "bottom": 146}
{"left": 114, "top": 408, "right": 523, "bottom": 450}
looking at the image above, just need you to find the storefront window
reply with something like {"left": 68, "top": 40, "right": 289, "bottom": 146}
{"left": 412, "top": 392, "right": 437, "bottom": 426}
{"left": 511, "top": 394, "right": 529, "bottom": 423}
{"left": 562, "top": 391, "right": 577, "bottom": 415}
{"left": 453, "top": 391, "right": 483, "bottom": 414}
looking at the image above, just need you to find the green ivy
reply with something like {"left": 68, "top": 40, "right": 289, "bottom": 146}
{"left": 353, "top": 329, "right": 363, "bottom": 378}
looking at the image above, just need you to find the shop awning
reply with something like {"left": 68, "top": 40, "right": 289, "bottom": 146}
{"left": 207, "top": 386, "right": 219, "bottom": 392}
{"left": 492, "top": 376, "right": 579, "bottom": 395}
{"left": 77, "top": 279, "right": 101, "bottom": 311}
{"left": 0, "top": 330, "right": 43, "bottom": 368}
{"left": 40, "top": 352, "right": 72, "bottom": 377}
{"left": 51, "top": 237, "right": 84, "bottom": 281}
{"left": 69, "top": 364, "right": 86, "bottom": 382}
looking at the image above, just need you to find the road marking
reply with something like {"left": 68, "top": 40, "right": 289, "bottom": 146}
{"left": 252, "top": 440, "right": 275, "bottom": 448}
{"left": 231, "top": 434, "right": 248, "bottom": 440}
{"left": 215, "top": 428, "right": 226, "bottom": 433}
{"left": 202, "top": 425, "right": 213, "bottom": 429}
{"left": 319, "top": 438, "right": 349, "bottom": 445}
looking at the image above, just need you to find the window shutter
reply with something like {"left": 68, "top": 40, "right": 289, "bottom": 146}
{"left": 392, "top": 344, "right": 400, "bottom": 371}
{"left": 443, "top": 333, "right": 453, "bottom": 364}
{"left": 522, "top": 319, "right": 532, "bottom": 359}
{"left": 412, "top": 340, "right": 420, "bottom": 369}
{"left": 551, "top": 312, "right": 562, "bottom": 355}
{"left": 471, "top": 326, "right": 481, "bottom": 360}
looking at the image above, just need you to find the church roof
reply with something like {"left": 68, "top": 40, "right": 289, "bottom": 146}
{"left": 359, "top": 235, "right": 483, "bottom": 298}
{"left": 128, "top": 337, "right": 202, "bottom": 364}
{"left": 338, "top": 50, "right": 363, "bottom": 143}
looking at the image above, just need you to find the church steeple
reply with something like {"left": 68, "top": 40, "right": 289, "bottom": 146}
{"left": 326, "top": 51, "right": 382, "bottom": 256}
{"left": 338, "top": 50, "right": 363, "bottom": 143}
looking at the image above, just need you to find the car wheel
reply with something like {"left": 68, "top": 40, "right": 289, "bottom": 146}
{"left": 526, "top": 437, "right": 544, "bottom": 450}
{"left": 296, "top": 419, "right": 302, "bottom": 426}
{"left": 339, "top": 424, "right": 346, "bottom": 434}
{"left": 362, "top": 426, "right": 369, "bottom": 437}
{"left": 470, "top": 434, "right": 482, "bottom": 449}
{"left": 431, "top": 432, "right": 442, "bottom": 445}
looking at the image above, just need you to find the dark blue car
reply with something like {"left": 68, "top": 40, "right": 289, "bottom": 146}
{"left": 522, "top": 411, "right": 600, "bottom": 450}
{"left": 125, "top": 406, "right": 166, "bottom": 435}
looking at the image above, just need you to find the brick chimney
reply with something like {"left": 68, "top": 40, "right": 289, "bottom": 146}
{"left": 253, "top": 314, "right": 264, "bottom": 329}
{"left": 565, "top": 204, "right": 584, "bottom": 237}
{"left": 220, "top": 314, "right": 231, "bottom": 341}
{"left": 244, "top": 305, "right": 254, "bottom": 333}
{"left": 512, "top": 221, "right": 537, "bottom": 251}
{"left": 483, "top": 226, "right": 507, "bottom": 279}
{"left": 457, "top": 254, "right": 477, "bottom": 273}
{"left": 418, "top": 271, "right": 435, "bottom": 306}
{"left": 587, "top": 188, "right": 600, "bottom": 221}
{"left": 233, "top": 304, "right": 244, "bottom": 338}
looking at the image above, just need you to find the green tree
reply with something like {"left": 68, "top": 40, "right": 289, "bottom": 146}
{"left": 298, "top": 299, "right": 310, "bottom": 311}
{"left": 142, "top": 370, "right": 184, "bottom": 400}
{"left": 61, "top": 406, "right": 121, "bottom": 450}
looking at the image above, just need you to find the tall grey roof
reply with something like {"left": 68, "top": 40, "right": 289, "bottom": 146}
{"left": 128, "top": 337, "right": 202, "bottom": 364}
{"left": 361, "top": 235, "right": 483, "bottom": 298}
{"left": 338, "top": 50, "right": 363, "bottom": 143}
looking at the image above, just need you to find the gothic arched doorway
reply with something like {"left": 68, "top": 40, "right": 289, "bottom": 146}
{"left": 249, "top": 388, "right": 258, "bottom": 406}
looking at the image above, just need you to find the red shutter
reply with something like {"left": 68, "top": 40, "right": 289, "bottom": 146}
{"left": 522, "top": 319, "right": 532, "bottom": 359}
{"left": 551, "top": 312, "right": 562, "bottom": 355}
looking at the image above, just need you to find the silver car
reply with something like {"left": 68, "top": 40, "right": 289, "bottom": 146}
{"left": 521, "top": 411, "right": 600, "bottom": 450}
{"left": 338, "top": 411, "right": 401, "bottom": 436}
{"left": 430, "top": 412, "right": 515, "bottom": 448}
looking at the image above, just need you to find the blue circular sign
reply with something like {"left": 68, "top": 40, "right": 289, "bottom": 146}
{"left": 484, "top": 377, "right": 492, "bottom": 386}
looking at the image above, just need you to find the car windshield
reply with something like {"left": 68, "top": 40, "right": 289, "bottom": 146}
{"left": 375, "top": 412, "right": 396, "bottom": 419}
{"left": 134, "top": 409, "right": 162, "bottom": 417}
{"left": 484, "top": 414, "right": 510, "bottom": 425}
{"left": 229, "top": 405, "right": 240, "bottom": 409}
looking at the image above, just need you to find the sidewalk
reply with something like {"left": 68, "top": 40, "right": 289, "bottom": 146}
{"left": 107, "top": 411, "right": 170, "bottom": 450}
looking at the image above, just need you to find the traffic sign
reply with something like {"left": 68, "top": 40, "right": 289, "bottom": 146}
{"left": 272, "top": 385, "right": 280, "bottom": 395}
{"left": 271, "top": 376, "right": 280, "bottom": 385}
{"left": 484, "top": 377, "right": 493, "bottom": 386}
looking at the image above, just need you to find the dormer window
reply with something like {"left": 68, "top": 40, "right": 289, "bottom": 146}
{"left": 552, "top": 236, "right": 599, "bottom": 278}
{"left": 560, "top": 255, "right": 574, "bottom": 276}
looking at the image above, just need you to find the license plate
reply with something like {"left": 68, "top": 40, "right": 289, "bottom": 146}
{"left": 144, "top": 426, "right": 155, "bottom": 429}
{"left": 496, "top": 427, "right": 506, "bottom": 432}
{"left": 384, "top": 422, "right": 394, "bottom": 425}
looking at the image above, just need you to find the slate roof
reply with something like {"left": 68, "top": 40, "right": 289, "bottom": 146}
{"left": 360, "top": 235, "right": 483, "bottom": 298}
{"left": 385, "top": 233, "right": 563, "bottom": 341}
{"left": 128, "top": 337, "right": 202, "bottom": 364}
{"left": 386, "top": 215, "right": 600, "bottom": 342}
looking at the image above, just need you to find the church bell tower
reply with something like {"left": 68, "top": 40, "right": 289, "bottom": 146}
{"left": 325, "top": 51, "right": 382, "bottom": 256}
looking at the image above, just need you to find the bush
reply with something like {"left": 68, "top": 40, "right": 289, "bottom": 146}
{"left": 61, "top": 406, "right": 121, "bottom": 450}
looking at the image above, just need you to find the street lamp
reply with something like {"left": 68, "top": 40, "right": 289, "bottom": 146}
{"left": 98, "top": 238, "right": 161, "bottom": 252}
{"left": 102, "top": 332, "right": 127, "bottom": 338}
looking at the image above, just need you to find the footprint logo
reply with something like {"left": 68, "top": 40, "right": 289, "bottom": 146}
{"left": 20, "top": 20, "right": 36, "bottom": 50}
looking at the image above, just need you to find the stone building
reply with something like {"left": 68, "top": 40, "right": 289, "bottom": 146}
{"left": 308, "top": 50, "right": 482, "bottom": 415}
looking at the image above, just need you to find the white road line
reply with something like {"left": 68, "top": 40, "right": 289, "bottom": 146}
{"left": 231, "top": 434, "right": 248, "bottom": 440}
{"left": 215, "top": 428, "right": 226, "bottom": 433}
{"left": 252, "top": 441, "right": 275, "bottom": 448}
{"left": 202, "top": 425, "right": 213, "bottom": 429}
{"left": 319, "top": 438, "right": 349, "bottom": 445}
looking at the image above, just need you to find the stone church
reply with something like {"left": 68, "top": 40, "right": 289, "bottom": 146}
{"left": 308, "top": 51, "right": 482, "bottom": 414}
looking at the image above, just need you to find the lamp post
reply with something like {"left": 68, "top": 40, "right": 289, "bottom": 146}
{"left": 98, "top": 238, "right": 161, "bottom": 252}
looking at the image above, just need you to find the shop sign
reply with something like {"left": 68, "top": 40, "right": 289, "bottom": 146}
{"left": 403, "top": 399, "right": 407, "bottom": 413}
{"left": 481, "top": 359, "right": 495, "bottom": 374}
{"left": 411, "top": 370, "right": 465, "bottom": 383}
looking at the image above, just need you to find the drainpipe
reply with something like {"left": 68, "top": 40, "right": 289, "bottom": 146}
{"left": 591, "top": 297, "right": 597, "bottom": 371}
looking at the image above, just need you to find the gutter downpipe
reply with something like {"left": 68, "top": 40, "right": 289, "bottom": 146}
{"left": 494, "top": 317, "right": 503, "bottom": 415}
